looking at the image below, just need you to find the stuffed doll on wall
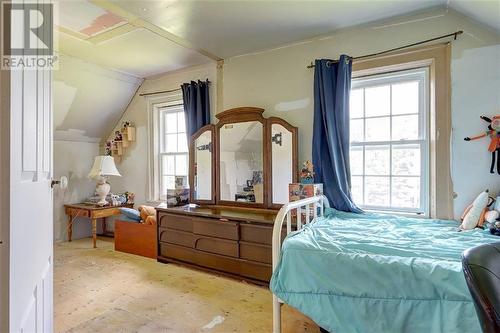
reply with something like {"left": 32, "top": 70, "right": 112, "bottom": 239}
{"left": 464, "top": 115, "right": 500, "bottom": 174}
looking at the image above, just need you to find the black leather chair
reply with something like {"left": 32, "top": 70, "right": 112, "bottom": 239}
{"left": 462, "top": 242, "right": 500, "bottom": 333}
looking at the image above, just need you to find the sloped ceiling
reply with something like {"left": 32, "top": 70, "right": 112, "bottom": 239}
{"left": 54, "top": 0, "right": 499, "bottom": 143}
{"left": 112, "top": 0, "right": 499, "bottom": 59}
{"left": 54, "top": 54, "right": 142, "bottom": 142}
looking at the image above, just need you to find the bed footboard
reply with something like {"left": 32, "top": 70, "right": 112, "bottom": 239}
{"left": 272, "top": 195, "right": 330, "bottom": 333}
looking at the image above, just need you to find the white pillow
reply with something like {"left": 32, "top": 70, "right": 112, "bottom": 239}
{"left": 462, "top": 191, "right": 489, "bottom": 230}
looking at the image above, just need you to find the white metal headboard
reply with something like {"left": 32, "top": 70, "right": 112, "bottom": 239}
{"left": 271, "top": 195, "right": 330, "bottom": 333}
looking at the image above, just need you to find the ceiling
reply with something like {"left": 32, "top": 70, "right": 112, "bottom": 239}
{"left": 53, "top": 0, "right": 499, "bottom": 143}
{"left": 55, "top": 0, "right": 500, "bottom": 79}
{"left": 53, "top": 54, "right": 142, "bottom": 142}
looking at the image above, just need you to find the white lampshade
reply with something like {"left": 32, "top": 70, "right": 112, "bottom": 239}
{"left": 88, "top": 156, "right": 121, "bottom": 179}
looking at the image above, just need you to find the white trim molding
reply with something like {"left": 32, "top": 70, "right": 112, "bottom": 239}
{"left": 146, "top": 92, "right": 184, "bottom": 202}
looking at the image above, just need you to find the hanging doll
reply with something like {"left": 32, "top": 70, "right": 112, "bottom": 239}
{"left": 464, "top": 115, "right": 500, "bottom": 174}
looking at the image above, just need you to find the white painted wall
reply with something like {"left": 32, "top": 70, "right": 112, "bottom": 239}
{"left": 221, "top": 8, "right": 500, "bottom": 218}
{"left": 107, "top": 63, "right": 218, "bottom": 206}
{"left": 53, "top": 140, "right": 100, "bottom": 242}
{"left": 451, "top": 44, "right": 500, "bottom": 218}
{"left": 97, "top": 8, "right": 498, "bottom": 219}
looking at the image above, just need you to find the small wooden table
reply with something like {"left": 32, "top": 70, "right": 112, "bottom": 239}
{"left": 64, "top": 203, "right": 134, "bottom": 248}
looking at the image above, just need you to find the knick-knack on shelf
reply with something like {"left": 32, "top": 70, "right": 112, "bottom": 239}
{"left": 114, "top": 130, "right": 123, "bottom": 141}
{"left": 104, "top": 140, "right": 113, "bottom": 156}
{"left": 300, "top": 160, "right": 315, "bottom": 184}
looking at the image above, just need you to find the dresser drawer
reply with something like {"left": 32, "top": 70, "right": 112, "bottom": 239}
{"left": 158, "top": 213, "right": 193, "bottom": 232}
{"left": 160, "top": 243, "right": 195, "bottom": 263}
{"left": 160, "top": 243, "right": 271, "bottom": 283}
{"left": 240, "top": 224, "right": 272, "bottom": 245}
{"left": 92, "top": 208, "right": 120, "bottom": 218}
{"left": 158, "top": 228, "right": 195, "bottom": 248}
{"left": 193, "top": 217, "right": 238, "bottom": 240}
{"left": 160, "top": 243, "right": 241, "bottom": 276}
{"left": 240, "top": 223, "right": 288, "bottom": 245}
{"left": 66, "top": 208, "right": 89, "bottom": 218}
{"left": 195, "top": 236, "right": 238, "bottom": 258}
{"left": 240, "top": 260, "right": 272, "bottom": 282}
{"left": 240, "top": 241, "right": 271, "bottom": 264}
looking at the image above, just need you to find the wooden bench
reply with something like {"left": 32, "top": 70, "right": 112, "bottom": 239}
{"left": 114, "top": 220, "right": 157, "bottom": 259}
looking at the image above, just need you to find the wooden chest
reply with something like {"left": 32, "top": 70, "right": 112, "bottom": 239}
{"left": 156, "top": 206, "right": 279, "bottom": 284}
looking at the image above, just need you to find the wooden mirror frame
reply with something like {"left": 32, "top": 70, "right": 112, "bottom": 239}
{"left": 215, "top": 107, "right": 269, "bottom": 209}
{"left": 189, "top": 124, "right": 216, "bottom": 205}
{"left": 267, "top": 117, "right": 298, "bottom": 209}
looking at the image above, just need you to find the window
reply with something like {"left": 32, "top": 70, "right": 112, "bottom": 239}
{"left": 349, "top": 68, "right": 429, "bottom": 215}
{"left": 158, "top": 104, "right": 188, "bottom": 200}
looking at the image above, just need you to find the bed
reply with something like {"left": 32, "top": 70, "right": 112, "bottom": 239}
{"left": 270, "top": 195, "right": 499, "bottom": 333}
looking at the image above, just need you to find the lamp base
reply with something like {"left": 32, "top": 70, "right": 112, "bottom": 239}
{"left": 96, "top": 181, "right": 111, "bottom": 206}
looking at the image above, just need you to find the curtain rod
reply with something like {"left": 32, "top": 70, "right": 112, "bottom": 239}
{"left": 306, "top": 30, "right": 463, "bottom": 69}
{"left": 139, "top": 79, "right": 211, "bottom": 97}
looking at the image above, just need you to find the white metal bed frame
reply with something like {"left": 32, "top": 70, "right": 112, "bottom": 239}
{"left": 272, "top": 195, "right": 330, "bottom": 333}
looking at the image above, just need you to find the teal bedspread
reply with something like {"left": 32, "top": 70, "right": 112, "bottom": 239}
{"left": 270, "top": 208, "right": 499, "bottom": 333}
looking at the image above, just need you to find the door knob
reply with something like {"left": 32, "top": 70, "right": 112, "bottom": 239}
{"left": 51, "top": 176, "right": 68, "bottom": 189}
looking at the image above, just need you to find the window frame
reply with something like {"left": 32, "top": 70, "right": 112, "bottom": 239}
{"left": 158, "top": 105, "right": 188, "bottom": 200}
{"left": 351, "top": 44, "right": 452, "bottom": 219}
{"left": 147, "top": 92, "right": 185, "bottom": 202}
{"left": 350, "top": 67, "right": 430, "bottom": 216}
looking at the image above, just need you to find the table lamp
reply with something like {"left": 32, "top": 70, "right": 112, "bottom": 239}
{"left": 88, "top": 156, "right": 121, "bottom": 206}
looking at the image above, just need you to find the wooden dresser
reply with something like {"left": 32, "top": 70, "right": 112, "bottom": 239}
{"left": 156, "top": 205, "right": 280, "bottom": 284}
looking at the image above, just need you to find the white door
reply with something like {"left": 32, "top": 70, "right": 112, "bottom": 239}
{"left": 7, "top": 0, "right": 54, "bottom": 331}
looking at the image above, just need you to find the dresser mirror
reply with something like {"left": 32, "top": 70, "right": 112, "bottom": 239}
{"left": 219, "top": 120, "right": 264, "bottom": 204}
{"left": 269, "top": 119, "right": 298, "bottom": 207}
{"left": 189, "top": 125, "right": 215, "bottom": 204}
{"left": 189, "top": 107, "right": 297, "bottom": 209}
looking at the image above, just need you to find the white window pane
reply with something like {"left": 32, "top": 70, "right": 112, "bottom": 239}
{"left": 392, "top": 81, "right": 418, "bottom": 115}
{"left": 163, "top": 175, "right": 175, "bottom": 191}
{"left": 350, "top": 119, "right": 364, "bottom": 143}
{"left": 351, "top": 176, "right": 363, "bottom": 205}
{"left": 365, "top": 85, "right": 390, "bottom": 117}
{"left": 392, "top": 115, "right": 419, "bottom": 141}
{"left": 392, "top": 177, "right": 420, "bottom": 209}
{"left": 365, "top": 117, "right": 390, "bottom": 142}
{"left": 165, "top": 112, "right": 177, "bottom": 134}
{"left": 350, "top": 89, "right": 363, "bottom": 118}
{"left": 165, "top": 134, "right": 177, "bottom": 153}
{"left": 162, "top": 155, "right": 175, "bottom": 175}
{"left": 177, "top": 112, "right": 186, "bottom": 132}
{"left": 392, "top": 144, "right": 420, "bottom": 176}
{"left": 175, "top": 154, "right": 188, "bottom": 176}
{"left": 178, "top": 133, "right": 188, "bottom": 153}
{"left": 365, "top": 176, "right": 390, "bottom": 206}
{"left": 350, "top": 146, "right": 363, "bottom": 175}
{"left": 365, "top": 145, "right": 390, "bottom": 175}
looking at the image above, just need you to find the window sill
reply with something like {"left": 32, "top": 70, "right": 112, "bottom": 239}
{"left": 363, "top": 209, "right": 428, "bottom": 218}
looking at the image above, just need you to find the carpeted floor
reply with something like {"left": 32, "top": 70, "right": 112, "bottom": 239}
{"left": 54, "top": 237, "right": 319, "bottom": 333}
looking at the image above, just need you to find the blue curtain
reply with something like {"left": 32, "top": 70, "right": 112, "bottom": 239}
{"left": 181, "top": 80, "right": 211, "bottom": 138}
{"left": 312, "top": 56, "right": 362, "bottom": 213}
